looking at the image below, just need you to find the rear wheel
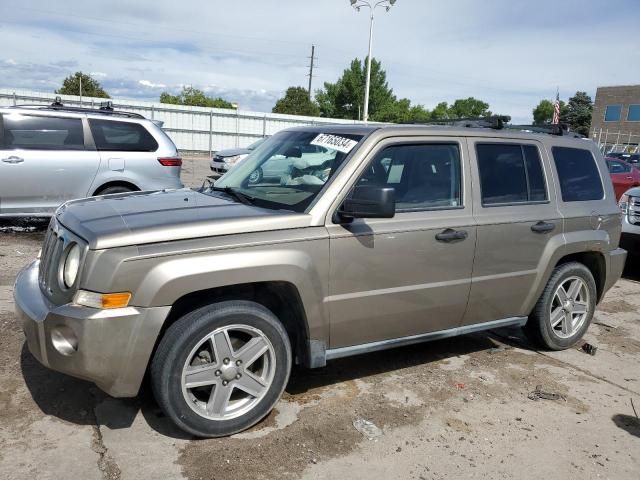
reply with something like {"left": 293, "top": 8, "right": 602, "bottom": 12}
{"left": 247, "top": 168, "right": 263, "bottom": 185}
{"left": 524, "top": 262, "right": 597, "bottom": 350}
{"left": 151, "top": 301, "right": 292, "bottom": 437}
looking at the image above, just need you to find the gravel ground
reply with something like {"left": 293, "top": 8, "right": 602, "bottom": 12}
{"left": 0, "top": 159, "right": 639, "bottom": 479}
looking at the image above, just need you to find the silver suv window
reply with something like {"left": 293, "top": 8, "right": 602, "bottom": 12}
{"left": 477, "top": 143, "right": 547, "bottom": 206}
{"left": 359, "top": 143, "right": 463, "bottom": 212}
{"left": 1, "top": 114, "right": 84, "bottom": 150}
{"left": 89, "top": 119, "right": 158, "bottom": 152}
{"left": 552, "top": 147, "right": 604, "bottom": 202}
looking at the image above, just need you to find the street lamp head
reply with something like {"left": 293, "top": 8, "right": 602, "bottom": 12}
{"left": 389, "top": 0, "right": 396, "bottom": 5}
{"left": 350, "top": 0, "right": 357, "bottom": 5}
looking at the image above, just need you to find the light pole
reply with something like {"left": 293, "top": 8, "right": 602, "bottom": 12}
{"left": 349, "top": 0, "right": 397, "bottom": 122}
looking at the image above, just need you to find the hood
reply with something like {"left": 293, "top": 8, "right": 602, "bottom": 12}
{"left": 56, "top": 189, "right": 311, "bottom": 249}
{"left": 214, "top": 147, "right": 250, "bottom": 158}
{"left": 625, "top": 186, "right": 640, "bottom": 198}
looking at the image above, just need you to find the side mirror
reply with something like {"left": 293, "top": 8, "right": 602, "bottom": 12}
{"left": 338, "top": 185, "right": 395, "bottom": 220}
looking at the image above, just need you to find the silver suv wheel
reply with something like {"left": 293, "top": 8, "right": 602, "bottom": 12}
{"left": 181, "top": 324, "right": 276, "bottom": 420}
{"left": 151, "top": 301, "right": 292, "bottom": 438}
{"left": 549, "top": 276, "right": 590, "bottom": 339}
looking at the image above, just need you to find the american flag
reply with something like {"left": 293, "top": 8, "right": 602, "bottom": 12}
{"left": 552, "top": 90, "right": 561, "bottom": 125}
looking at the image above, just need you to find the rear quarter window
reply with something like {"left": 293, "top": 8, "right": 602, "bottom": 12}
{"left": 552, "top": 147, "right": 604, "bottom": 202}
{"left": 89, "top": 119, "right": 158, "bottom": 152}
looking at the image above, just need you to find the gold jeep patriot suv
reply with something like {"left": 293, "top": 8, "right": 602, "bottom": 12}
{"left": 15, "top": 122, "right": 626, "bottom": 437}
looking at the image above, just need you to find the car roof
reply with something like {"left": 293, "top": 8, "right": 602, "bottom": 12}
{"left": 0, "top": 105, "right": 146, "bottom": 122}
{"left": 288, "top": 123, "right": 590, "bottom": 143}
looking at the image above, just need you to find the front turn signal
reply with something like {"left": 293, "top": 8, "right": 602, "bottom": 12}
{"left": 74, "top": 290, "right": 132, "bottom": 309}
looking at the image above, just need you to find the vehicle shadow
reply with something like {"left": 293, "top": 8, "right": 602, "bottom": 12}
{"left": 611, "top": 413, "right": 640, "bottom": 438}
{"left": 622, "top": 259, "right": 640, "bottom": 281}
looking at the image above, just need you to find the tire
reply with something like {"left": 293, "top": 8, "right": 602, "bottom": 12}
{"left": 95, "top": 185, "right": 135, "bottom": 195}
{"left": 150, "top": 300, "right": 292, "bottom": 438}
{"left": 524, "top": 262, "right": 597, "bottom": 350}
{"left": 247, "top": 168, "right": 263, "bottom": 185}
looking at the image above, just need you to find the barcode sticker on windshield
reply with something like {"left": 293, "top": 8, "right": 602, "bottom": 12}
{"left": 310, "top": 134, "right": 358, "bottom": 154}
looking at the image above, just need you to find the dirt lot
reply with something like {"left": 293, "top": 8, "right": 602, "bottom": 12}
{"left": 0, "top": 159, "right": 639, "bottom": 479}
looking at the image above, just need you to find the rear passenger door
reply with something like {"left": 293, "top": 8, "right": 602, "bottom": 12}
{"left": 463, "top": 139, "right": 562, "bottom": 326}
{"left": 327, "top": 138, "right": 477, "bottom": 348}
{"left": 0, "top": 113, "right": 99, "bottom": 215}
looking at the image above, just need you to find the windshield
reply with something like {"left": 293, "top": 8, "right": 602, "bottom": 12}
{"left": 211, "top": 130, "right": 364, "bottom": 212}
{"left": 247, "top": 138, "right": 266, "bottom": 150}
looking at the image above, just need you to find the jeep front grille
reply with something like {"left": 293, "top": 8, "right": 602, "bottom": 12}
{"left": 38, "top": 221, "right": 64, "bottom": 296}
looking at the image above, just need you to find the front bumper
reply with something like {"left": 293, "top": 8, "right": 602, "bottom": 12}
{"left": 14, "top": 260, "right": 170, "bottom": 397}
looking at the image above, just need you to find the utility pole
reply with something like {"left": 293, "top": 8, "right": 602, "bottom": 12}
{"left": 307, "top": 45, "right": 316, "bottom": 100}
{"left": 79, "top": 74, "right": 83, "bottom": 106}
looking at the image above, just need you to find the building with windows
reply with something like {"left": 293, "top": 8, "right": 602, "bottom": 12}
{"left": 591, "top": 85, "right": 640, "bottom": 152}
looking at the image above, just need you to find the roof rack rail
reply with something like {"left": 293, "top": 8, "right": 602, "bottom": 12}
{"left": 7, "top": 97, "right": 145, "bottom": 119}
{"left": 403, "top": 115, "right": 512, "bottom": 130}
{"left": 505, "top": 124, "right": 583, "bottom": 138}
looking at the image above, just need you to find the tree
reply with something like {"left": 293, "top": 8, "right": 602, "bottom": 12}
{"left": 533, "top": 99, "right": 567, "bottom": 125}
{"left": 374, "top": 98, "right": 431, "bottom": 123}
{"left": 315, "top": 57, "right": 395, "bottom": 120}
{"left": 56, "top": 72, "right": 110, "bottom": 98}
{"left": 561, "top": 91, "right": 593, "bottom": 137}
{"left": 272, "top": 86, "right": 320, "bottom": 116}
{"left": 430, "top": 102, "right": 450, "bottom": 120}
{"left": 448, "top": 97, "right": 491, "bottom": 118}
{"left": 160, "top": 86, "right": 234, "bottom": 109}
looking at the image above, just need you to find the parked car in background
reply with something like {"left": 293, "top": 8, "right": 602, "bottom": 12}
{"left": 606, "top": 152, "right": 640, "bottom": 165}
{"left": 0, "top": 102, "right": 183, "bottom": 217}
{"left": 210, "top": 138, "right": 266, "bottom": 176}
{"left": 619, "top": 186, "right": 640, "bottom": 258}
{"left": 15, "top": 123, "right": 626, "bottom": 438}
{"left": 605, "top": 158, "right": 640, "bottom": 200}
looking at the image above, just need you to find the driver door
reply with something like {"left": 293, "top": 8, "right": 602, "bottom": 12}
{"left": 326, "top": 138, "right": 477, "bottom": 348}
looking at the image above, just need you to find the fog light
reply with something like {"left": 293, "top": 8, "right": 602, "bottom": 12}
{"left": 50, "top": 325, "right": 78, "bottom": 356}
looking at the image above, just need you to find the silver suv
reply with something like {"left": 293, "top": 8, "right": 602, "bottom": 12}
{"left": 14, "top": 123, "right": 627, "bottom": 438}
{"left": 0, "top": 103, "right": 182, "bottom": 216}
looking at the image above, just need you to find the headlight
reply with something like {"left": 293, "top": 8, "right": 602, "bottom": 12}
{"left": 225, "top": 154, "right": 248, "bottom": 166}
{"left": 619, "top": 194, "right": 629, "bottom": 214}
{"left": 63, "top": 243, "right": 81, "bottom": 288}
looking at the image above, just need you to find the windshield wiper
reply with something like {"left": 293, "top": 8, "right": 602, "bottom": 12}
{"left": 209, "top": 186, "right": 255, "bottom": 206}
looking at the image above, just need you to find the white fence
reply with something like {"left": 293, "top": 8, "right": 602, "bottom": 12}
{"left": 0, "top": 89, "right": 367, "bottom": 154}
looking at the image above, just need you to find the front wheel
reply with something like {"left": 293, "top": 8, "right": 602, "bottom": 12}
{"left": 247, "top": 167, "right": 263, "bottom": 185}
{"left": 524, "top": 262, "right": 597, "bottom": 350}
{"left": 151, "top": 301, "right": 292, "bottom": 437}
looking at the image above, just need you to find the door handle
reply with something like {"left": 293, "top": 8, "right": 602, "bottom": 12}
{"left": 1, "top": 156, "right": 24, "bottom": 164}
{"left": 531, "top": 221, "right": 555, "bottom": 234}
{"left": 435, "top": 228, "right": 468, "bottom": 242}
{"left": 626, "top": 176, "right": 633, "bottom": 180}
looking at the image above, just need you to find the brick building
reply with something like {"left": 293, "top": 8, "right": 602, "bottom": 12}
{"left": 591, "top": 85, "right": 640, "bottom": 149}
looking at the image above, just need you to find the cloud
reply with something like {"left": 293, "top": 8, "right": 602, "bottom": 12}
{"left": 90, "top": 71, "right": 107, "bottom": 78}
{"left": 138, "top": 79, "right": 166, "bottom": 89}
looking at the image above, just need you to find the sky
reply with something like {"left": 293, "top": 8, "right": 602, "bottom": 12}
{"left": 0, "top": 0, "right": 639, "bottom": 123}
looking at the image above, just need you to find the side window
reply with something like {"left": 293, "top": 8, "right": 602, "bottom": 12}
{"left": 89, "top": 119, "right": 158, "bottom": 152}
{"left": 608, "top": 160, "right": 631, "bottom": 174}
{"left": 1, "top": 114, "right": 84, "bottom": 150}
{"left": 552, "top": 147, "right": 604, "bottom": 202}
{"left": 476, "top": 143, "right": 548, "bottom": 206}
{"left": 358, "top": 143, "right": 462, "bottom": 212}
